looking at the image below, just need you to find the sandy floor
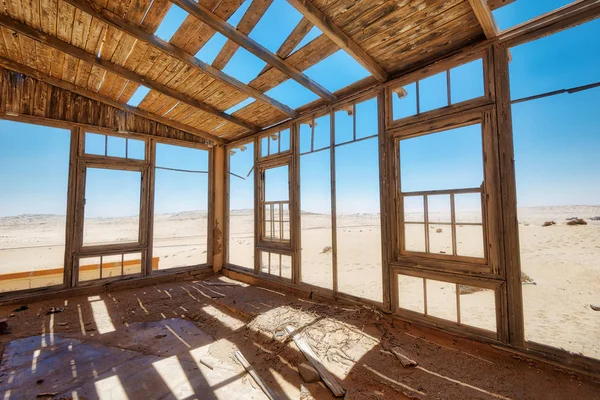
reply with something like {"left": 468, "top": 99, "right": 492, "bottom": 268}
{"left": 0, "top": 275, "right": 598, "bottom": 399}
{"left": 1, "top": 206, "right": 599, "bottom": 361}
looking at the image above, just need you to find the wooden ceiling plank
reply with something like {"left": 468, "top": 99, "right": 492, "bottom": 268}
{"left": 467, "top": 0, "right": 500, "bottom": 38}
{"left": 211, "top": 0, "right": 273, "bottom": 70}
{"left": 65, "top": 0, "right": 299, "bottom": 117}
{"left": 285, "top": 0, "right": 389, "bottom": 82}
{"left": 0, "top": 13, "right": 260, "bottom": 132}
{"left": 171, "top": 0, "right": 337, "bottom": 102}
{"left": 0, "top": 55, "right": 223, "bottom": 143}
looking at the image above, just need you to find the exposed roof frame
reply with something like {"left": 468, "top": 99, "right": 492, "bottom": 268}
{"left": 63, "top": 0, "right": 298, "bottom": 119}
{"left": 285, "top": 0, "right": 389, "bottom": 82}
{"left": 0, "top": 14, "right": 261, "bottom": 133}
{"left": 259, "top": 17, "right": 313, "bottom": 75}
{"left": 487, "top": 0, "right": 517, "bottom": 11}
{"left": 211, "top": 0, "right": 273, "bottom": 70}
{"left": 170, "top": 0, "right": 337, "bottom": 102}
{"left": 468, "top": 0, "right": 500, "bottom": 38}
{"left": 0, "top": 56, "right": 223, "bottom": 144}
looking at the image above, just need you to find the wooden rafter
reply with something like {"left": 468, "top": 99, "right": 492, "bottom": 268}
{"left": 0, "top": 56, "right": 223, "bottom": 144}
{"left": 468, "top": 0, "right": 500, "bottom": 38}
{"left": 0, "top": 14, "right": 261, "bottom": 133}
{"left": 211, "top": 0, "right": 273, "bottom": 70}
{"left": 63, "top": 0, "right": 298, "bottom": 119}
{"left": 285, "top": 0, "right": 389, "bottom": 82}
{"left": 259, "top": 17, "right": 313, "bottom": 75}
{"left": 487, "top": 0, "right": 516, "bottom": 11}
{"left": 171, "top": 0, "right": 337, "bottom": 102}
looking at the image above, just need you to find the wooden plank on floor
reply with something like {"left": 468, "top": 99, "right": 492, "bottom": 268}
{"left": 285, "top": 325, "right": 345, "bottom": 397}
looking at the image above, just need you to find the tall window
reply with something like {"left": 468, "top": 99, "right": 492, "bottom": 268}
{"left": 0, "top": 121, "right": 70, "bottom": 292}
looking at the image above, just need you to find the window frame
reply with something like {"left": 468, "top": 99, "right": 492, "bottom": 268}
{"left": 386, "top": 49, "right": 494, "bottom": 131}
{"left": 390, "top": 108, "right": 501, "bottom": 276}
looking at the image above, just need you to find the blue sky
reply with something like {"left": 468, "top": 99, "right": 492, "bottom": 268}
{"left": 1, "top": 1, "right": 599, "bottom": 218}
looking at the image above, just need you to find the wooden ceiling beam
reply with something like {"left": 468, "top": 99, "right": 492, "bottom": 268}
{"left": 63, "top": 0, "right": 298, "bottom": 119}
{"left": 170, "top": 0, "right": 337, "bottom": 102}
{"left": 211, "top": 0, "right": 273, "bottom": 70}
{"left": 468, "top": 0, "right": 500, "bottom": 38}
{"left": 285, "top": 0, "right": 389, "bottom": 82}
{"left": 0, "top": 13, "right": 260, "bottom": 134}
{"left": 0, "top": 56, "right": 224, "bottom": 144}
{"left": 259, "top": 17, "right": 313, "bottom": 75}
{"left": 487, "top": 0, "right": 517, "bottom": 11}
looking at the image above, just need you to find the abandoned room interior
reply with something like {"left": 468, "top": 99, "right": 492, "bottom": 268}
{"left": 0, "top": 0, "right": 599, "bottom": 398}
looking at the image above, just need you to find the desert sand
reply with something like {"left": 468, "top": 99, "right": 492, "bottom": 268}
{"left": 1, "top": 206, "right": 598, "bottom": 361}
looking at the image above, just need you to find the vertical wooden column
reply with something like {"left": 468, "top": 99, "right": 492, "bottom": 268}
{"left": 144, "top": 139, "right": 156, "bottom": 276}
{"left": 330, "top": 110, "right": 339, "bottom": 294}
{"left": 292, "top": 123, "right": 302, "bottom": 284}
{"left": 493, "top": 42, "right": 525, "bottom": 346}
{"left": 377, "top": 90, "right": 392, "bottom": 311}
{"left": 212, "top": 145, "right": 226, "bottom": 272}
{"left": 63, "top": 126, "right": 81, "bottom": 288}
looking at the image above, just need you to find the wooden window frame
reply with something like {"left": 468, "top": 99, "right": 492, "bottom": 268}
{"left": 390, "top": 107, "right": 502, "bottom": 277}
{"left": 256, "top": 155, "right": 293, "bottom": 251}
{"left": 258, "top": 123, "right": 292, "bottom": 161}
{"left": 386, "top": 48, "right": 494, "bottom": 131}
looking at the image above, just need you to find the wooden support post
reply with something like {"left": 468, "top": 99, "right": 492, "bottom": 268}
{"left": 212, "top": 145, "right": 226, "bottom": 272}
{"left": 63, "top": 127, "right": 81, "bottom": 288}
{"left": 492, "top": 43, "right": 524, "bottom": 346}
{"left": 377, "top": 90, "right": 392, "bottom": 311}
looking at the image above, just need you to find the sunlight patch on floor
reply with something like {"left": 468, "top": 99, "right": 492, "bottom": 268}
{"left": 152, "top": 356, "right": 195, "bottom": 400}
{"left": 94, "top": 375, "right": 129, "bottom": 400}
{"left": 88, "top": 297, "right": 116, "bottom": 334}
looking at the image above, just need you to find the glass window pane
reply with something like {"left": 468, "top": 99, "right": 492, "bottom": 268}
{"left": 459, "top": 286, "right": 496, "bottom": 332}
{"left": 404, "top": 223, "right": 425, "bottom": 253}
{"left": 265, "top": 166, "right": 289, "bottom": 202}
{"left": 127, "top": 138, "right": 145, "bottom": 160}
{"left": 0, "top": 121, "right": 70, "bottom": 293}
{"left": 400, "top": 124, "right": 484, "bottom": 192}
{"left": 426, "top": 279, "right": 457, "bottom": 322}
{"left": 83, "top": 168, "right": 141, "bottom": 246}
{"left": 355, "top": 97, "right": 377, "bottom": 139}
{"left": 85, "top": 132, "right": 105, "bottom": 155}
{"left": 450, "top": 59, "right": 484, "bottom": 104}
{"left": 107, "top": 135, "right": 126, "bottom": 158}
{"left": 313, "top": 114, "right": 331, "bottom": 150}
{"left": 456, "top": 225, "right": 485, "bottom": 258}
{"left": 419, "top": 72, "right": 448, "bottom": 113}
{"left": 299, "top": 123, "right": 312, "bottom": 153}
{"left": 427, "top": 194, "right": 451, "bottom": 223}
{"left": 428, "top": 224, "right": 452, "bottom": 255}
{"left": 153, "top": 144, "right": 209, "bottom": 269}
{"left": 404, "top": 196, "right": 424, "bottom": 222}
{"left": 334, "top": 108, "right": 353, "bottom": 144}
{"left": 392, "top": 82, "right": 417, "bottom": 120}
{"left": 228, "top": 143, "right": 254, "bottom": 270}
{"left": 398, "top": 274, "right": 425, "bottom": 314}
{"left": 455, "top": 193, "right": 483, "bottom": 223}
{"left": 280, "top": 128, "right": 290, "bottom": 153}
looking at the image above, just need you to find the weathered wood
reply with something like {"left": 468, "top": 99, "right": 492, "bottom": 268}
{"left": 212, "top": 145, "right": 226, "bottom": 272}
{"left": 285, "top": 326, "right": 345, "bottom": 397}
{"left": 487, "top": 0, "right": 516, "bottom": 10}
{"left": 467, "top": 0, "right": 499, "bottom": 38}
{"left": 286, "top": 0, "right": 389, "bottom": 82}
{"left": 62, "top": 0, "right": 298, "bottom": 119}
{"left": 235, "top": 351, "right": 279, "bottom": 400}
{"left": 0, "top": 57, "right": 219, "bottom": 144}
{"left": 170, "top": 0, "right": 337, "bottom": 102}
{"left": 0, "top": 13, "right": 257, "bottom": 134}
